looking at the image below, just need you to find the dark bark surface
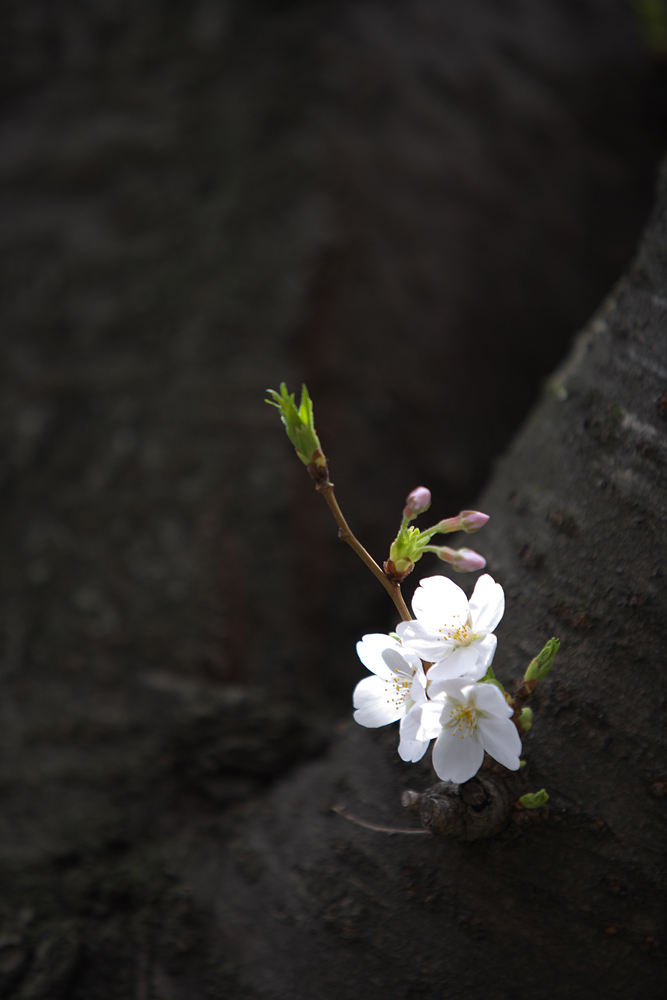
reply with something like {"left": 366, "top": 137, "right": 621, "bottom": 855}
{"left": 179, "top": 160, "right": 667, "bottom": 1000}
{"left": 1, "top": 2, "right": 666, "bottom": 998}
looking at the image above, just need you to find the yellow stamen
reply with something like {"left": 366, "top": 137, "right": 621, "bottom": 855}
{"left": 449, "top": 705, "right": 477, "bottom": 739}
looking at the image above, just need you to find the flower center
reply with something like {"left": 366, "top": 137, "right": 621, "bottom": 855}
{"left": 451, "top": 622, "right": 474, "bottom": 646}
{"left": 436, "top": 616, "right": 476, "bottom": 646}
{"left": 448, "top": 704, "right": 477, "bottom": 738}
{"left": 386, "top": 674, "right": 412, "bottom": 709}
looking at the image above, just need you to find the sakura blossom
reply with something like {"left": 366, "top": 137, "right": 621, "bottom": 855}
{"left": 352, "top": 634, "right": 430, "bottom": 763}
{"left": 396, "top": 573, "right": 504, "bottom": 682}
{"left": 424, "top": 677, "right": 522, "bottom": 783}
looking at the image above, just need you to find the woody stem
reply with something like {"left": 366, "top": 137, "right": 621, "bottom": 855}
{"left": 316, "top": 481, "right": 412, "bottom": 623}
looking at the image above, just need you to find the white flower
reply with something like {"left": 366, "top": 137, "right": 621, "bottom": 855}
{"left": 352, "top": 634, "right": 429, "bottom": 762}
{"left": 419, "top": 677, "right": 521, "bottom": 783}
{"left": 396, "top": 573, "right": 504, "bottom": 682}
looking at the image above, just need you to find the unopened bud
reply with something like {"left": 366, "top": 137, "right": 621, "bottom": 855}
{"left": 266, "top": 383, "right": 326, "bottom": 473}
{"left": 434, "top": 546, "right": 486, "bottom": 572}
{"left": 524, "top": 637, "right": 560, "bottom": 682}
{"left": 459, "top": 510, "right": 490, "bottom": 533}
{"left": 519, "top": 706, "right": 534, "bottom": 732}
{"left": 518, "top": 789, "right": 549, "bottom": 810}
{"left": 403, "top": 487, "right": 432, "bottom": 520}
{"left": 426, "top": 510, "right": 489, "bottom": 535}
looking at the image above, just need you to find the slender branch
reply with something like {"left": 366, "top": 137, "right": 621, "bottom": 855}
{"left": 316, "top": 481, "right": 412, "bottom": 622}
{"left": 332, "top": 804, "right": 432, "bottom": 836}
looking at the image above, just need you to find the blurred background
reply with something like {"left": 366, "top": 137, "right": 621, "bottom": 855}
{"left": 0, "top": 0, "right": 665, "bottom": 749}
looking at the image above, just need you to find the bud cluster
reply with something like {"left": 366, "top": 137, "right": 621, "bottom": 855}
{"left": 386, "top": 488, "right": 489, "bottom": 583}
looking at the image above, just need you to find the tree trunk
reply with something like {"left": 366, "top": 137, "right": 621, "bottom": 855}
{"left": 188, "top": 161, "right": 667, "bottom": 1000}
{"left": 0, "top": 2, "right": 666, "bottom": 998}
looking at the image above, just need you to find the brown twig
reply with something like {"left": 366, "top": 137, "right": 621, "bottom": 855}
{"left": 315, "top": 480, "right": 412, "bottom": 623}
{"left": 332, "top": 804, "right": 432, "bottom": 835}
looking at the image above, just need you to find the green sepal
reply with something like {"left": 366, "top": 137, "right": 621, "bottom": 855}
{"left": 524, "top": 637, "right": 560, "bottom": 682}
{"left": 389, "top": 524, "right": 423, "bottom": 573}
{"left": 518, "top": 789, "right": 549, "bottom": 810}
{"left": 266, "top": 382, "right": 324, "bottom": 466}
{"left": 478, "top": 664, "right": 505, "bottom": 694}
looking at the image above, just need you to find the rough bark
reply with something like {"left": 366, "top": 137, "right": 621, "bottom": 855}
{"left": 180, "top": 160, "right": 667, "bottom": 1000}
{"left": 0, "top": 2, "right": 666, "bottom": 999}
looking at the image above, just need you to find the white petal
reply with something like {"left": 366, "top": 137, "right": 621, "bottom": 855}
{"left": 470, "top": 634, "right": 497, "bottom": 676}
{"left": 432, "top": 726, "right": 484, "bottom": 783}
{"left": 427, "top": 645, "right": 481, "bottom": 684}
{"left": 395, "top": 620, "right": 430, "bottom": 643}
{"left": 352, "top": 676, "right": 402, "bottom": 727}
{"left": 397, "top": 737, "right": 431, "bottom": 763}
{"left": 399, "top": 702, "right": 423, "bottom": 742}
{"left": 399, "top": 647, "right": 424, "bottom": 673}
{"left": 402, "top": 699, "right": 443, "bottom": 743}
{"left": 396, "top": 621, "right": 457, "bottom": 663}
{"left": 426, "top": 676, "right": 468, "bottom": 703}
{"left": 478, "top": 716, "right": 522, "bottom": 770}
{"left": 356, "top": 634, "right": 402, "bottom": 680}
{"left": 409, "top": 671, "right": 427, "bottom": 703}
{"left": 397, "top": 714, "right": 432, "bottom": 762}
{"left": 469, "top": 574, "right": 505, "bottom": 634}
{"left": 411, "top": 575, "right": 469, "bottom": 628}
{"left": 381, "top": 646, "right": 417, "bottom": 680}
{"left": 473, "top": 680, "right": 512, "bottom": 717}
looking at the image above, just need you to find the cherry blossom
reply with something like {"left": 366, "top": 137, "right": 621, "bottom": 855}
{"left": 352, "top": 634, "right": 430, "bottom": 763}
{"left": 396, "top": 573, "right": 504, "bottom": 682}
{"left": 421, "top": 677, "right": 521, "bottom": 783}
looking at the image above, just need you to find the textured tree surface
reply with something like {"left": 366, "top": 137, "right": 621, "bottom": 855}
{"left": 187, "top": 162, "right": 667, "bottom": 1000}
{"left": 0, "top": 1, "right": 666, "bottom": 998}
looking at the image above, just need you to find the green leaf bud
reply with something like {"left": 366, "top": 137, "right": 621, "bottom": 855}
{"left": 519, "top": 706, "right": 534, "bottom": 732}
{"left": 266, "top": 383, "right": 326, "bottom": 471}
{"left": 524, "top": 637, "right": 560, "bottom": 682}
{"left": 518, "top": 789, "right": 549, "bottom": 810}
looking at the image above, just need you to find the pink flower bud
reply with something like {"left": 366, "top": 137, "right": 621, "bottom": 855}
{"left": 451, "top": 547, "right": 487, "bottom": 572}
{"left": 403, "top": 486, "right": 432, "bottom": 520}
{"left": 459, "top": 510, "right": 490, "bottom": 533}
{"left": 434, "top": 546, "right": 486, "bottom": 572}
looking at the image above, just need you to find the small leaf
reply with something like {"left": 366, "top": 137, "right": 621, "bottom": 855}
{"left": 266, "top": 382, "right": 324, "bottom": 466}
{"left": 519, "top": 788, "right": 549, "bottom": 810}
